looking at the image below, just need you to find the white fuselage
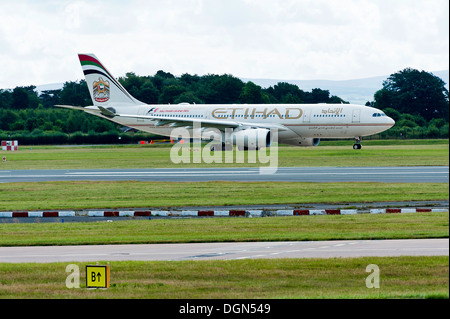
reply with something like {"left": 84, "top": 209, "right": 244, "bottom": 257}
{"left": 85, "top": 103, "right": 395, "bottom": 145}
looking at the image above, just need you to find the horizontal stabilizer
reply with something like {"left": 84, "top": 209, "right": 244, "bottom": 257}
{"left": 54, "top": 105, "right": 88, "bottom": 111}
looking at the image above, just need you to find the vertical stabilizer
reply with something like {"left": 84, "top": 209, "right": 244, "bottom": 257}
{"left": 78, "top": 54, "right": 143, "bottom": 107}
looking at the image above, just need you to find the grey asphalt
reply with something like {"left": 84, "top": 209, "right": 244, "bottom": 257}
{"left": 0, "top": 239, "right": 447, "bottom": 263}
{"left": 0, "top": 166, "right": 448, "bottom": 183}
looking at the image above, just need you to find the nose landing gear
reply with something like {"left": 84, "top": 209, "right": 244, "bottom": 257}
{"left": 353, "top": 137, "right": 362, "bottom": 150}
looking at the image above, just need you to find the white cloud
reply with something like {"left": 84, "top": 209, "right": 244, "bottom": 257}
{"left": 0, "top": 0, "right": 448, "bottom": 88}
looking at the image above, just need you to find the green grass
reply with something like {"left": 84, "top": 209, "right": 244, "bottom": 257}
{"left": 0, "top": 140, "right": 448, "bottom": 300}
{"left": 0, "top": 257, "right": 447, "bottom": 299}
{"left": 0, "top": 140, "right": 448, "bottom": 169}
{"left": 0, "top": 181, "right": 448, "bottom": 211}
{"left": 0, "top": 213, "right": 448, "bottom": 246}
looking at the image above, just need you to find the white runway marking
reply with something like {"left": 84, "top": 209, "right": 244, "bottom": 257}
{"left": 0, "top": 166, "right": 448, "bottom": 182}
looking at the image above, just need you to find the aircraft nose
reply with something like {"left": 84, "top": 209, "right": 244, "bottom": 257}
{"left": 387, "top": 116, "right": 395, "bottom": 127}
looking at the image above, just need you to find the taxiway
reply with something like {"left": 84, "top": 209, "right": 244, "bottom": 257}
{"left": 0, "top": 239, "right": 447, "bottom": 263}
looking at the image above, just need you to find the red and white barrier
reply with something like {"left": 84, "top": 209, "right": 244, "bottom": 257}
{"left": 1, "top": 140, "right": 18, "bottom": 151}
{"left": 369, "top": 208, "right": 448, "bottom": 214}
{"left": 0, "top": 211, "right": 75, "bottom": 218}
{"left": 0, "top": 208, "right": 447, "bottom": 218}
{"left": 275, "top": 209, "right": 358, "bottom": 216}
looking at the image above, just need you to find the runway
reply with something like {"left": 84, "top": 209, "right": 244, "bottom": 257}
{"left": 0, "top": 166, "right": 448, "bottom": 183}
{"left": 0, "top": 239, "right": 447, "bottom": 263}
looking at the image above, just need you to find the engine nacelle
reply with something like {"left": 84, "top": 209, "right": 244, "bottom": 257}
{"left": 282, "top": 137, "right": 320, "bottom": 147}
{"left": 231, "top": 128, "right": 272, "bottom": 150}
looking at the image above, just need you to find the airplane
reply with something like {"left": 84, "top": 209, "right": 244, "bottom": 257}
{"left": 56, "top": 54, "right": 395, "bottom": 150}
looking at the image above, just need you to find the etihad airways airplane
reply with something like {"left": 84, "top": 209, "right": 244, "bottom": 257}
{"left": 57, "top": 54, "right": 395, "bottom": 150}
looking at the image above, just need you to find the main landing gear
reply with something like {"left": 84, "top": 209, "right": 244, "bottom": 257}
{"left": 353, "top": 137, "right": 362, "bottom": 150}
{"left": 210, "top": 143, "right": 233, "bottom": 152}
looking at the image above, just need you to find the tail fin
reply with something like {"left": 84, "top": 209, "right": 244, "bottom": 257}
{"left": 78, "top": 53, "right": 143, "bottom": 107}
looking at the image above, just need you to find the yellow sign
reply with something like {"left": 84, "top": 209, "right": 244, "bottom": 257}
{"left": 86, "top": 265, "right": 110, "bottom": 288}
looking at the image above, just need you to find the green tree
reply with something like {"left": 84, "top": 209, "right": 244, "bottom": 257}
{"left": 11, "top": 87, "right": 29, "bottom": 109}
{"left": 397, "top": 114, "right": 418, "bottom": 128}
{"left": 374, "top": 68, "right": 449, "bottom": 121}
{"left": 266, "top": 82, "right": 304, "bottom": 103}
{"left": 0, "top": 89, "right": 13, "bottom": 109}
{"left": 11, "top": 86, "right": 39, "bottom": 109}
{"left": 155, "top": 70, "right": 175, "bottom": 79}
{"left": 383, "top": 108, "right": 401, "bottom": 122}
{"left": 59, "top": 81, "right": 91, "bottom": 107}
{"left": 309, "top": 88, "right": 331, "bottom": 103}
{"left": 194, "top": 74, "right": 243, "bottom": 104}
{"left": 119, "top": 72, "right": 145, "bottom": 90}
{"left": 426, "top": 124, "right": 440, "bottom": 138}
{"left": 40, "top": 89, "right": 61, "bottom": 108}
{"left": 158, "top": 85, "right": 186, "bottom": 104}
{"left": 139, "top": 82, "right": 159, "bottom": 104}
{"left": 174, "top": 92, "right": 203, "bottom": 104}
{"left": 211, "top": 74, "right": 244, "bottom": 104}
{"left": 239, "top": 81, "right": 265, "bottom": 104}
{"left": 0, "top": 109, "right": 18, "bottom": 130}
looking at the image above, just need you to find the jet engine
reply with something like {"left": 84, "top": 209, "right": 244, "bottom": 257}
{"left": 231, "top": 128, "right": 272, "bottom": 150}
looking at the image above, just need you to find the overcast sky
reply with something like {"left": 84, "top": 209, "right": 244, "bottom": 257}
{"left": 0, "top": 0, "right": 448, "bottom": 88}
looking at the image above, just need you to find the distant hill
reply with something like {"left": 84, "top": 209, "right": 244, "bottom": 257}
{"left": 34, "top": 70, "right": 449, "bottom": 105}
{"left": 242, "top": 70, "right": 449, "bottom": 105}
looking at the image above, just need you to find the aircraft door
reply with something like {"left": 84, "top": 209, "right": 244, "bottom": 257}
{"left": 303, "top": 109, "right": 311, "bottom": 123}
{"left": 352, "top": 109, "right": 361, "bottom": 123}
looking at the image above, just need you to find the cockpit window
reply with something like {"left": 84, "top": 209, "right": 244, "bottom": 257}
{"left": 372, "top": 113, "right": 386, "bottom": 117}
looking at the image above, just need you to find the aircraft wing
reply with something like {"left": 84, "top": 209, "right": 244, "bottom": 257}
{"left": 116, "top": 111, "right": 289, "bottom": 131}
{"left": 55, "top": 105, "right": 288, "bottom": 131}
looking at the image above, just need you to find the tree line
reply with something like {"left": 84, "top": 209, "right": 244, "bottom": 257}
{"left": 0, "top": 67, "right": 448, "bottom": 144}
{"left": 369, "top": 68, "right": 448, "bottom": 139}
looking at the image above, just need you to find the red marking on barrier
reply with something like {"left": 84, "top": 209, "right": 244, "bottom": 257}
{"left": 104, "top": 211, "right": 120, "bottom": 217}
{"left": 229, "top": 210, "right": 245, "bottom": 216}
{"left": 198, "top": 210, "right": 214, "bottom": 216}
{"left": 293, "top": 210, "right": 309, "bottom": 215}
{"left": 416, "top": 209, "right": 432, "bottom": 212}
{"left": 43, "top": 212, "right": 59, "bottom": 217}
{"left": 12, "top": 212, "right": 28, "bottom": 217}
{"left": 326, "top": 209, "right": 341, "bottom": 215}
{"left": 386, "top": 208, "right": 401, "bottom": 213}
{"left": 134, "top": 211, "right": 152, "bottom": 216}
